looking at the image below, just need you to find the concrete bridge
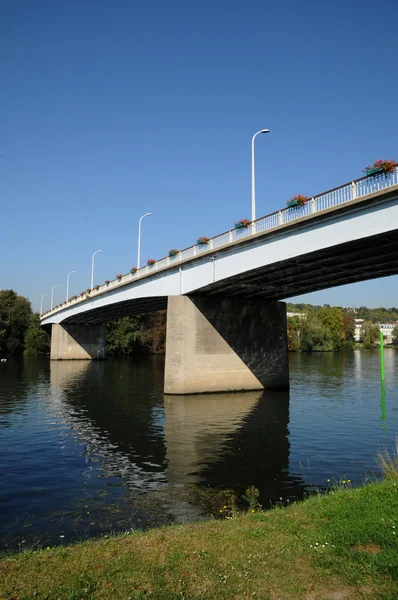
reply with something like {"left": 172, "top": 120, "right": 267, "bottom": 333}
{"left": 41, "top": 169, "right": 398, "bottom": 394}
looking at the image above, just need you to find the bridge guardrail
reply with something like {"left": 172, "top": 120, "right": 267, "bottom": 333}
{"left": 41, "top": 167, "right": 398, "bottom": 319}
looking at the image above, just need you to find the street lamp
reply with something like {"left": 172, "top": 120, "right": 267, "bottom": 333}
{"left": 66, "top": 270, "right": 75, "bottom": 302}
{"left": 251, "top": 129, "right": 270, "bottom": 227}
{"left": 40, "top": 295, "right": 46, "bottom": 315}
{"left": 91, "top": 250, "right": 102, "bottom": 290}
{"left": 51, "top": 285, "right": 58, "bottom": 310}
{"left": 137, "top": 212, "right": 152, "bottom": 269}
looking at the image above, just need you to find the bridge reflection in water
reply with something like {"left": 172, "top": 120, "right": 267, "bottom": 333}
{"left": 48, "top": 359, "right": 305, "bottom": 510}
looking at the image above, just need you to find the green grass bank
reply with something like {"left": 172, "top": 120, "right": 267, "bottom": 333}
{"left": 1, "top": 480, "right": 397, "bottom": 600}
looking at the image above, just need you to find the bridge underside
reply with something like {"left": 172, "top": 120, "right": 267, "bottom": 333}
{"left": 57, "top": 229, "right": 398, "bottom": 325}
{"left": 196, "top": 229, "right": 398, "bottom": 300}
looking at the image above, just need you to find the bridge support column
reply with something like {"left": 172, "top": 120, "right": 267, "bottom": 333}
{"left": 50, "top": 323, "right": 107, "bottom": 360}
{"left": 164, "top": 296, "right": 289, "bottom": 394}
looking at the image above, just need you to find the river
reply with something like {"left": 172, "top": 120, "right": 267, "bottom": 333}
{"left": 0, "top": 351, "right": 397, "bottom": 551}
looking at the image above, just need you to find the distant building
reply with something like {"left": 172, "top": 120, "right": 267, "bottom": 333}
{"left": 354, "top": 318, "right": 363, "bottom": 341}
{"left": 286, "top": 312, "right": 306, "bottom": 320}
{"left": 379, "top": 322, "right": 397, "bottom": 344}
{"left": 354, "top": 318, "right": 397, "bottom": 343}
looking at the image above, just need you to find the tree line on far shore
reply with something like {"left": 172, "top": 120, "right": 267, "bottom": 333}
{"left": 287, "top": 303, "right": 398, "bottom": 352}
{"left": 1, "top": 289, "right": 397, "bottom": 356}
{"left": 0, "top": 289, "right": 166, "bottom": 357}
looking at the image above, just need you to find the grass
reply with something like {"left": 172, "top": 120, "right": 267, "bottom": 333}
{"left": 377, "top": 438, "right": 398, "bottom": 481}
{"left": 1, "top": 476, "right": 398, "bottom": 600}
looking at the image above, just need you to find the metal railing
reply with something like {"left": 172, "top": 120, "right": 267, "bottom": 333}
{"left": 42, "top": 167, "right": 398, "bottom": 318}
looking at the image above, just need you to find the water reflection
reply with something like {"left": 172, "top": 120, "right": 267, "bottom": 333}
{"left": 164, "top": 390, "right": 305, "bottom": 506}
{"left": 164, "top": 392, "right": 261, "bottom": 483}
{"left": 48, "top": 359, "right": 167, "bottom": 491}
{"left": 380, "top": 382, "right": 387, "bottom": 433}
{"left": 1, "top": 351, "right": 397, "bottom": 550}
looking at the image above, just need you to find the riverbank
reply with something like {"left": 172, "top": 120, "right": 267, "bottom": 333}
{"left": 1, "top": 479, "right": 397, "bottom": 600}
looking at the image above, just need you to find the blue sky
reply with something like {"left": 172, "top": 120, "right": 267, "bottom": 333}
{"left": 1, "top": 0, "right": 397, "bottom": 312}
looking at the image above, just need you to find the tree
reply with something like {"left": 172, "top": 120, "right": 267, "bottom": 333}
{"left": 342, "top": 314, "right": 355, "bottom": 349}
{"left": 287, "top": 316, "right": 301, "bottom": 351}
{"left": 0, "top": 290, "right": 32, "bottom": 355}
{"left": 24, "top": 313, "right": 50, "bottom": 355}
{"left": 360, "top": 321, "right": 380, "bottom": 349}
{"left": 392, "top": 325, "right": 398, "bottom": 347}
{"left": 140, "top": 310, "right": 167, "bottom": 353}
{"left": 318, "top": 307, "right": 345, "bottom": 350}
{"left": 300, "top": 316, "right": 334, "bottom": 352}
{"left": 106, "top": 315, "right": 142, "bottom": 355}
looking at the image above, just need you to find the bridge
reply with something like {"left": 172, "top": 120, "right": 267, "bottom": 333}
{"left": 41, "top": 169, "right": 398, "bottom": 394}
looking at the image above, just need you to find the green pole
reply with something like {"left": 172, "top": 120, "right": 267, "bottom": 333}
{"left": 379, "top": 330, "right": 385, "bottom": 383}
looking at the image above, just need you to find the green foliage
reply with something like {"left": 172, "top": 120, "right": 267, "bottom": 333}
{"left": 106, "top": 316, "right": 143, "bottom": 355}
{"left": 360, "top": 321, "right": 380, "bottom": 349}
{"left": 342, "top": 314, "right": 355, "bottom": 349}
{"left": 243, "top": 486, "right": 261, "bottom": 511}
{"left": 300, "top": 316, "right": 334, "bottom": 352}
{"left": 24, "top": 313, "right": 50, "bottom": 355}
{"left": 106, "top": 311, "right": 167, "bottom": 355}
{"left": 392, "top": 325, "right": 398, "bottom": 347}
{"left": 287, "top": 316, "right": 302, "bottom": 351}
{"left": 318, "top": 306, "right": 345, "bottom": 350}
{"left": 0, "top": 290, "right": 32, "bottom": 355}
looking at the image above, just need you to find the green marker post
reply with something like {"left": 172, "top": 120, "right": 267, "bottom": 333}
{"left": 379, "top": 330, "right": 385, "bottom": 384}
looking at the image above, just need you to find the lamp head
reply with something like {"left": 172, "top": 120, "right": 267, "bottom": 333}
{"left": 260, "top": 129, "right": 270, "bottom": 134}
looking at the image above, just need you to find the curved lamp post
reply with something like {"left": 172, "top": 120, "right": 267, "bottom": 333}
{"left": 91, "top": 250, "right": 102, "bottom": 290}
{"left": 251, "top": 129, "right": 270, "bottom": 230}
{"left": 66, "top": 270, "right": 75, "bottom": 302}
{"left": 51, "top": 285, "right": 58, "bottom": 310}
{"left": 137, "top": 212, "right": 152, "bottom": 269}
{"left": 40, "top": 294, "right": 46, "bottom": 315}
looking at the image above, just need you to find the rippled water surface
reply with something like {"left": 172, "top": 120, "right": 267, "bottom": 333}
{"left": 0, "top": 352, "right": 397, "bottom": 550}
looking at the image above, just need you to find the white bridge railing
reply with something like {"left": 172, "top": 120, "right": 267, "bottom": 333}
{"left": 42, "top": 167, "right": 398, "bottom": 318}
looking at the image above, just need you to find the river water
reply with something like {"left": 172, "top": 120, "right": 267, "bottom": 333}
{"left": 0, "top": 352, "right": 397, "bottom": 550}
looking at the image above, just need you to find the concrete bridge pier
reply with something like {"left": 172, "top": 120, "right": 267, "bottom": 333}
{"left": 50, "top": 323, "right": 107, "bottom": 360}
{"left": 164, "top": 296, "right": 289, "bottom": 394}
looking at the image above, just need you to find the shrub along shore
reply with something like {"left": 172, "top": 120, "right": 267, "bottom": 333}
{"left": 1, "top": 478, "right": 397, "bottom": 600}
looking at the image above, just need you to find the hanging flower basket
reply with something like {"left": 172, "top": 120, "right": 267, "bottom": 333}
{"left": 130, "top": 267, "right": 137, "bottom": 274}
{"left": 116, "top": 274, "right": 123, "bottom": 280}
{"left": 234, "top": 219, "right": 252, "bottom": 229}
{"left": 364, "top": 159, "right": 397, "bottom": 177}
{"left": 168, "top": 249, "right": 179, "bottom": 258}
{"left": 147, "top": 259, "right": 156, "bottom": 266}
{"left": 287, "top": 195, "right": 308, "bottom": 208}
{"left": 197, "top": 236, "right": 210, "bottom": 246}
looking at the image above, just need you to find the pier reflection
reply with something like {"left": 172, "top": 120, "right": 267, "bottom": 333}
{"left": 164, "top": 389, "right": 304, "bottom": 505}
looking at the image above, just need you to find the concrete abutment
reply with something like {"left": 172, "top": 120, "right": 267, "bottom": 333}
{"left": 50, "top": 323, "right": 107, "bottom": 360}
{"left": 164, "top": 296, "right": 289, "bottom": 394}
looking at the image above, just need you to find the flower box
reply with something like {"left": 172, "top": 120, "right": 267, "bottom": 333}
{"left": 130, "top": 267, "right": 137, "bottom": 274}
{"left": 116, "top": 274, "right": 123, "bottom": 280}
{"left": 365, "top": 167, "right": 384, "bottom": 177}
{"left": 105, "top": 280, "right": 110, "bottom": 285}
{"left": 94, "top": 285, "right": 100, "bottom": 291}
{"left": 196, "top": 236, "right": 209, "bottom": 246}
{"left": 234, "top": 219, "right": 252, "bottom": 229}
{"left": 86, "top": 288, "right": 92, "bottom": 294}
{"left": 364, "top": 159, "right": 397, "bottom": 177}
{"left": 287, "top": 195, "right": 308, "bottom": 208}
{"left": 147, "top": 259, "right": 156, "bottom": 266}
{"left": 168, "top": 249, "right": 179, "bottom": 258}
